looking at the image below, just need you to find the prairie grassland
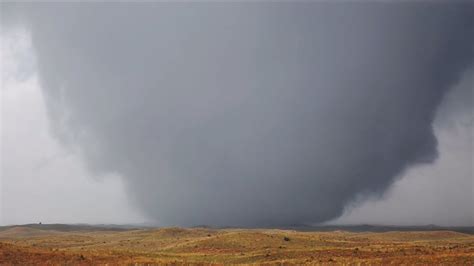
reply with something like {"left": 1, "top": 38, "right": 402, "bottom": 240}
{"left": 0, "top": 226, "right": 473, "bottom": 265}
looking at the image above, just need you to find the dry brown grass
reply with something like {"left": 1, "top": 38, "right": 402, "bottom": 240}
{"left": 1, "top": 226, "right": 473, "bottom": 265}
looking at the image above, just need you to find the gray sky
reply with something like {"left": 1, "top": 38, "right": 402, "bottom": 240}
{"left": 333, "top": 68, "right": 473, "bottom": 226}
{"left": 1, "top": 2, "right": 473, "bottom": 226}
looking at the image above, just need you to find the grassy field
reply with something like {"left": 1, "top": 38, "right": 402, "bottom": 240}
{"left": 0, "top": 225, "right": 473, "bottom": 265}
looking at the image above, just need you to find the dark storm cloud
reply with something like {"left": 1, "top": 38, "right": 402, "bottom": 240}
{"left": 3, "top": 2, "right": 473, "bottom": 226}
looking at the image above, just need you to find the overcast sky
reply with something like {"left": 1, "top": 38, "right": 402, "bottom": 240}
{"left": 1, "top": 3, "right": 473, "bottom": 226}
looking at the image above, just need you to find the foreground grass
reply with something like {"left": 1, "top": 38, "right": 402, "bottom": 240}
{"left": 1, "top": 226, "right": 473, "bottom": 265}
